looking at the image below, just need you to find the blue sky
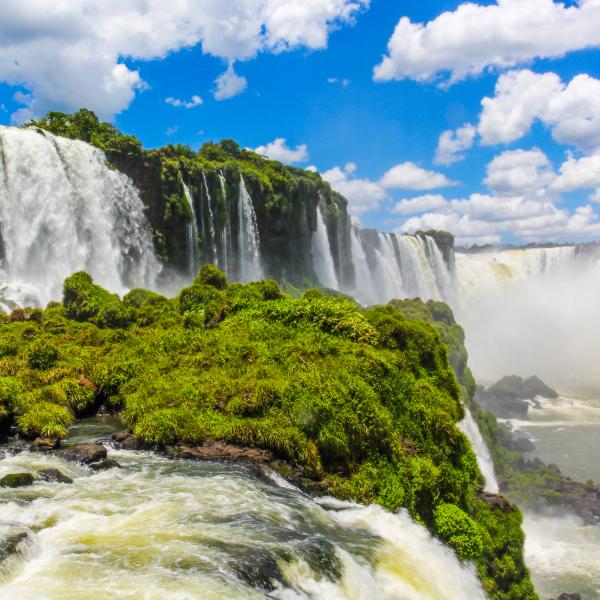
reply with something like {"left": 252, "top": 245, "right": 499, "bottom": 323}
{"left": 2, "top": 0, "right": 600, "bottom": 245}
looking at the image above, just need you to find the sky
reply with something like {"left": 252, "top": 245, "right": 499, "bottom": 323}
{"left": 1, "top": 0, "right": 600, "bottom": 245}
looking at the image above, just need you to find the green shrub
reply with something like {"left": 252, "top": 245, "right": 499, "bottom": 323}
{"left": 25, "top": 338, "right": 59, "bottom": 370}
{"left": 195, "top": 265, "right": 228, "bottom": 289}
{"left": 434, "top": 503, "right": 484, "bottom": 561}
{"left": 63, "top": 271, "right": 118, "bottom": 321}
{"left": 17, "top": 402, "right": 74, "bottom": 439}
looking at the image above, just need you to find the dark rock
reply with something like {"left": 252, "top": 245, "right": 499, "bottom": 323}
{"left": 0, "top": 472, "right": 34, "bottom": 488}
{"left": 111, "top": 431, "right": 141, "bottom": 450}
{"left": 56, "top": 443, "right": 107, "bottom": 465}
{"left": 550, "top": 594, "right": 582, "bottom": 600}
{"left": 30, "top": 437, "right": 60, "bottom": 452}
{"left": 36, "top": 468, "right": 73, "bottom": 484}
{"left": 165, "top": 440, "right": 274, "bottom": 464}
{"left": 89, "top": 458, "right": 122, "bottom": 471}
{"left": 0, "top": 531, "right": 29, "bottom": 562}
{"left": 477, "top": 492, "right": 515, "bottom": 513}
{"left": 512, "top": 437, "right": 536, "bottom": 453}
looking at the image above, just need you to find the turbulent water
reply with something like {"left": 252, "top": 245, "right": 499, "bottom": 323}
{"left": 0, "top": 127, "right": 159, "bottom": 309}
{"left": 0, "top": 419, "right": 486, "bottom": 600}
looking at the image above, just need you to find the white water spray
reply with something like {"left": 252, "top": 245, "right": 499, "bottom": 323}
{"left": 181, "top": 178, "right": 199, "bottom": 276}
{"left": 237, "top": 176, "right": 262, "bottom": 282}
{"left": 0, "top": 126, "right": 159, "bottom": 308}
{"left": 312, "top": 205, "right": 339, "bottom": 290}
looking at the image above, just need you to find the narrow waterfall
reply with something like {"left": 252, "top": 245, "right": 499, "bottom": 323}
{"left": 458, "top": 408, "right": 499, "bottom": 493}
{"left": 350, "top": 226, "right": 374, "bottom": 304}
{"left": 311, "top": 205, "right": 339, "bottom": 290}
{"left": 218, "top": 171, "right": 231, "bottom": 277}
{"left": 237, "top": 175, "right": 262, "bottom": 281}
{"left": 181, "top": 179, "right": 199, "bottom": 276}
{"left": 201, "top": 172, "right": 217, "bottom": 264}
{"left": 0, "top": 126, "right": 159, "bottom": 309}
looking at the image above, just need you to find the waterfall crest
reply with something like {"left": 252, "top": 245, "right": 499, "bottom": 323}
{"left": 181, "top": 179, "right": 199, "bottom": 276}
{"left": 0, "top": 126, "right": 159, "bottom": 309}
{"left": 312, "top": 205, "right": 339, "bottom": 289}
{"left": 237, "top": 175, "right": 262, "bottom": 281}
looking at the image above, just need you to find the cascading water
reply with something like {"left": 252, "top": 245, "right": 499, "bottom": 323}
{"left": 311, "top": 205, "right": 339, "bottom": 290}
{"left": 181, "top": 178, "right": 199, "bottom": 276}
{"left": 202, "top": 172, "right": 218, "bottom": 265}
{"left": 0, "top": 126, "right": 159, "bottom": 309}
{"left": 218, "top": 171, "right": 232, "bottom": 278}
{"left": 0, "top": 418, "right": 487, "bottom": 600}
{"left": 237, "top": 176, "right": 262, "bottom": 282}
{"left": 458, "top": 408, "right": 499, "bottom": 493}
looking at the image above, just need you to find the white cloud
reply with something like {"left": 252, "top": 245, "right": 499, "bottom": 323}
{"left": 165, "top": 95, "right": 203, "bottom": 109}
{"left": 484, "top": 149, "right": 556, "bottom": 197}
{"left": 214, "top": 63, "right": 248, "bottom": 100}
{"left": 306, "top": 165, "right": 318, "bottom": 173}
{"left": 399, "top": 197, "right": 600, "bottom": 246}
{"left": 327, "top": 77, "right": 350, "bottom": 86}
{"left": 435, "top": 124, "right": 476, "bottom": 166}
{"left": 0, "top": 0, "right": 368, "bottom": 120}
{"left": 254, "top": 137, "right": 308, "bottom": 164}
{"left": 373, "top": 0, "right": 600, "bottom": 84}
{"left": 478, "top": 70, "right": 600, "bottom": 152}
{"left": 322, "top": 163, "right": 386, "bottom": 216}
{"left": 379, "top": 162, "right": 456, "bottom": 190}
{"left": 165, "top": 125, "right": 179, "bottom": 136}
{"left": 553, "top": 152, "right": 600, "bottom": 192}
{"left": 390, "top": 194, "right": 447, "bottom": 215}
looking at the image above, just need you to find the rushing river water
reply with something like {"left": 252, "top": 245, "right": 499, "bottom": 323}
{"left": 497, "top": 388, "right": 600, "bottom": 600}
{"left": 0, "top": 418, "right": 486, "bottom": 600}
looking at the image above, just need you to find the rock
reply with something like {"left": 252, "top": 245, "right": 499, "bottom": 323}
{"left": 111, "top": 431, "right": 141, "bottom": 450}
{"left": 0, "top": 531, "right": 29, "bottom": 562}
{"left": 0, "top": 472, "right": 34, "bottom": 488}
{"left": 550, "top": 594, "right": 582, "bottom": 600}
{"left": 89, "top": 458, "right": 122, "bottom": 471}
{"left": 30, "top": 437, "right": 60, "bottom": 452}
{"left": 56, "top": 443, "right": 107, "bottom": 465}
{"left": 36, "top": 468, "right": 73, "bottom": 484}
{"left": 165, "top": 440, "right": 274, "bottom": 464}
{"left": 477, "top": 492, "right": 515, "bottom": 514}
{"left": 512, "top": 437, "right": 536, "bottom": 453}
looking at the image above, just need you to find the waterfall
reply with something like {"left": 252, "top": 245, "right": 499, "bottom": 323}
{"left": 218, "top": 172, "right": 231, "bottom": 278}
{"left": 0, "top": 126, "right": 159, "bottom": 309}
{"left": 311, "top": 205, "right": 339, "bottom": 290}
{"left": 201, "top": 172, "right": 217, "bottom": 264}
{"left": 350, "top": 226, "right": 374, "bottom": 304}
{"left": 458, "top": 408, "right": 499, "bottom": 493}
{"left": 181, "top": 179, "right": 199, "bottom": 276}
{"left": 237, "top": 175, "right": 262, "bottom": 281}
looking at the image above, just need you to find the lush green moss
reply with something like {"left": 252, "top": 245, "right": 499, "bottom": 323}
{"left": 0, "top": 273, "right": 536, "bottom": 598}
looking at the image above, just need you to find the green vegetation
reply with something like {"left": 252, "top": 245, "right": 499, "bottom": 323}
{"left": 0, "top": 268, "right": 536, "bottom": 599}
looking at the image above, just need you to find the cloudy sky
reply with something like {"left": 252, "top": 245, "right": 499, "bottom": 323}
{"left": 1, "top": 0, "right": 600, "bottom": 245}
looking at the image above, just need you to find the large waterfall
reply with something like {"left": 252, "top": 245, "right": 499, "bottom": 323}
{"left": 0, "top": 126, "right": 159, "bottom": 309}
{"left": 237, "top": 175, "right": 263, "bottom": 282}
{"left": 311, "top": 205, "right": 339, "bottom": 290}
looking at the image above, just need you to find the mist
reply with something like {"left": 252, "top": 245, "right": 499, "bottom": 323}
{"left": 454, "top": 250, "right": 600, "bottom": 388}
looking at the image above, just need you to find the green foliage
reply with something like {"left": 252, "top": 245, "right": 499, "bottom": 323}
{"left": 25, "top": 338, "right": 58, "bottom": 370}
{"left": 196, "top": 265, "right": 228, "bottom": 289}
{"left": 17, "top": 401, "right": 74, "bottom": 439}
{"left": 434, "top": 502, "right": 483, "bottom": 560}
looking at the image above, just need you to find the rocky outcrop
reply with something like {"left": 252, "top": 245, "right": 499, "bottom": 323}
{"left": 30, "top": 437, "right": 60, "bottom": 452}
{"left": 56, "top": 443, "right": 107, "bottom": 465}
{"left": 36, "top": 468, "right": 73, "bottom": 484}
{"left": 475, "top": 375, "right": 558, "bottom": 420}
{"left": 89, "top": 458, "right": 122, "bottom": 471}
{"left": 164, "top": 440, "right": 274, "bottom": 464}
{"left": 0, "top": 473, "right": 34, "bottom": 487}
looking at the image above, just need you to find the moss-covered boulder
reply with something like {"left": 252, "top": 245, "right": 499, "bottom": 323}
{"left": 1, "top": 473, "right": 34, "bottom": 488}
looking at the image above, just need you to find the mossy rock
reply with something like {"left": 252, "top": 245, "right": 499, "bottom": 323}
{"left": 1, "top": 473, "right": 34, "bottom": 488}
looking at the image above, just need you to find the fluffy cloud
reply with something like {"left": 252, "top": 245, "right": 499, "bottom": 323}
{"left": 214, "top": 64, "right": 248, "bottom": 100}
{"left": 322, "top": 164, "right": 386, "bottom": 215}
{"left": 390, "top": 194, "right": 447, "bottom": 215}
{"left": 165, "top": 95, "right": 203, "bottom": 109}
{"left": 254, "top": 138, "right": 308, "bottom": 164}
{"left": 373, "top": 0, "right": 600, "bottom": 84}
{"left": 439, "top": 69, "right": 600, "bottom": 164}
{"left": 552, "top": 152, "right": 600, "bottom": 192}
{"left": 484, "top": 149, "right": 556, "bottom": 197}
{"left": 400, "top": 197, "right": 600, "bottom": 246}
{"left": 0, "top": 0, "right": 368, "bottom": 120}
{"left": 435, "top": 124, "right": 476, "bottom": 166}
{"left": 379, "top": 162, "right": 456, "bottom": 190}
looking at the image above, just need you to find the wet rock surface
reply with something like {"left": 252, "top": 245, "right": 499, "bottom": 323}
{"left": 89, "top": 458, "right": 122, "bottom": 471}
{"left": 0, "top": 472, "right": 34, "bottom": 488}
{"left": 30, "top": 437, "right": 60, "bottom": 452}
{"left": 110, "top": 431, "right": 142, "bottom": 450}
{"left": 36, "top": 468, "right": 73, "bottom": 484}
{"left": 550, "top": 594, "right": 582, "bottom": 600}
{"left": 477, "top": 492, "right": 515, "bottom": 514}
{"left": 0, "top": 530, "right": 29, "bottom": 562}
{"left": 56, "top": 443, "right": 107, "bottom": 465}
{"left": 164, "top": 440, "right": 274, "bottom": 464}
